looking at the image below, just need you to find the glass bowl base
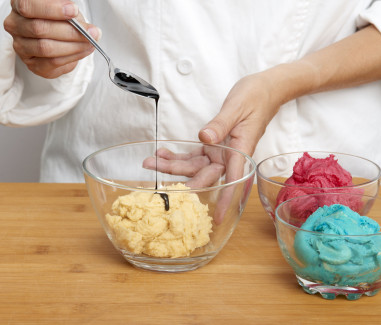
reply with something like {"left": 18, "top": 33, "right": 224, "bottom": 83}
{"left": 296, "top": 275, "right": 380, "bottom": 300}
{"left": 120, "top": 249, "right": 216, "bottom": 273}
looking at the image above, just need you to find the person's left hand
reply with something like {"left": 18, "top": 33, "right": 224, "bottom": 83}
{"left": 142, "top": 145, "right": 225, "bottom": 189}
{"left": 143, "top": 69, "right": 285, "bottom": 222}
{"left": 142, "top": 143, "right": 248, "bottom": 224}
{"left": 199, "top": 70, "right": 284, "bottom": 157}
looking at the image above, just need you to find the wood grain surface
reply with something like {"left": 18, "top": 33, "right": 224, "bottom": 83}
{"left": 0, "top": 183, "right": 380, "bottom": 325}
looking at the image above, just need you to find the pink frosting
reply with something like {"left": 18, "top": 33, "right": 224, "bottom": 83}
{"left": 276, "top": 153, "right": 363, "bottom": 226}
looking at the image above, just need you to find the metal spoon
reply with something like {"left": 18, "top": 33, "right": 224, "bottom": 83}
{"left": 68, "top": 18, "right": 159, "bottom": 99}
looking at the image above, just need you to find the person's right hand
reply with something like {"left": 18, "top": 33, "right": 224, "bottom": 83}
{"left": 3, "top": 0, "right": 101, "bottom": 79}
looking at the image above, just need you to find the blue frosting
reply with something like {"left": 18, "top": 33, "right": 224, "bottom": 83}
{"left": 293, "top": 204, "right": 381, "bottom": 286}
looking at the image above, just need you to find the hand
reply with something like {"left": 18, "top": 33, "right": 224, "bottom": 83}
{"left": 198, "top": 71, "right": 284, "bottom": 157}
{"left": 143, "top": 71, "right": 282, "bottom": 222}
{"left": 142, "top": 144, "right": 250, "bottom": 224}
{"left": 143, "top": 71, "right": 282, "bottom": 183}
{"left": 199, "top": 24, "right": 381, "bottom": 154}
{"left": 143, "top": 146, "right": 226, "bottom": 189}
{"left": 3, "top": 0, "right": 101, "bottom": 78}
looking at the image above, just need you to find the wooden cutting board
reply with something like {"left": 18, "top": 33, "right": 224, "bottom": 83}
{"left": 0, "top": 183, "right": 379, "bottom": 324}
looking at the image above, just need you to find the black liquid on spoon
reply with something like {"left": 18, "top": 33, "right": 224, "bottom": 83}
{"left": 114, "top": 72, "right": 159, "bottom": 98}
{"left": 114, "top": 73, "right": 170, "bottom": 211}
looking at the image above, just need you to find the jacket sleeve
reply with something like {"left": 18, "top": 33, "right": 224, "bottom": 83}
{"left": 357, "top": 0, "right": 381, "bottom": 32}
{"left": 0, "top": 1, "right": 94, "bottom": 127}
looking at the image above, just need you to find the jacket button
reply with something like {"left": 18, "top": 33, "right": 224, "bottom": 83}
{"left": 176, "top": 59, "right": 193, "bottom": 75}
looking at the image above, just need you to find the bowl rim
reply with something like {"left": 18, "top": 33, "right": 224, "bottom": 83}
{"left": 274, "top": 192, "right": 381, "bottom": 237}
{"left": 82, "top": 139, "right": 256, "bottom": 192}
{"left": 256, "top": 151, "right": 381, "bottom": 189}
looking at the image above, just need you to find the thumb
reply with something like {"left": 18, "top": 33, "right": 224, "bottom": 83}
{"left": 199, "top": 78, "right": 248, "bottom": 145}
{"left": 199, "top": 108, "right": 239, "bottom": 145}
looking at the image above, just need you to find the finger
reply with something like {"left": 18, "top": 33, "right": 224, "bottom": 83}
{"left": 185, "top": 163, "right": 225, "bottom": 189}
{"left": 156, "top": 147, "right": 204, "bottom": 161}
{"left": 199, "top": 111, "right": 234, "bottom": 145}
{"left": 158, "top": 145, "right": 226, "bottom": 168}
{"left": 213, "top": 186, "right": 235, "bottom": 225}
{"left": 142, "top": 155, "right": 210, "bottom": 177}
{"left": 23, "top": 48, "right": 94, "bottom": 78}
{"left": 225, "top": 149, "right": 246, "bottom": 184}
{"left": 11, "top": 0, "right": 79, "bottom": 19}
{"left": 203, "top": 145, "right": 225, "bottom": 165}
{"left": 214, "top": 151, "right": 246, "bottom": 224}
{"left": 5, "top": 12, "right": 101, "bottom": 42}
{"left": 14, "top": 36, "right": 94, "bottom": 59}
{"left": 29, "top": 61, "right": 79, "bottom": 79}
{"left": 24, "top": 48, "right": 94, "bottom": 68}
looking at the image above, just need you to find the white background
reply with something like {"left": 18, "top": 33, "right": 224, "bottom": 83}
{"left": 0, "top": 125, "right": 46, "bottom": 182}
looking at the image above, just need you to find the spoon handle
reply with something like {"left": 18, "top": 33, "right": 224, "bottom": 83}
{"left": 68, "top": 18, "right": 110, "bottom": 64}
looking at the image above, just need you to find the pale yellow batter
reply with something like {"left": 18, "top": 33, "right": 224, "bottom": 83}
{"left": 105, "top": 183, "right": 213, "bottom": 258}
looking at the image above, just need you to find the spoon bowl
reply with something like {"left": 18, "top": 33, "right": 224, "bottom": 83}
{"left": 68, "top": 18, "right": 159, "bottom": 99}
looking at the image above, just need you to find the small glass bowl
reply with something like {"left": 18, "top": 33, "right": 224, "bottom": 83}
{"left": 83, "top": 140, "right": 256, "bottom": 272}
{"left": 257, "top": 151, "right": 381, "bottom": 224}
{"left": 275, "top": 192, "right": 381, "bottom": 300}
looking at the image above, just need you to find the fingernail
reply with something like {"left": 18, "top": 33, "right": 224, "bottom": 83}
{"left": 201, "top": 128, "right": 217, "bottom": 143}
{"left": 88, "top": 27, "right": 102, "bottom": 40}
{"left": 63, "top": 3, "right": 79, "bottom": 17}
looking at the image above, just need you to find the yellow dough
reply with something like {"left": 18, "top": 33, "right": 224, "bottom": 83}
{"left": 106, "top": 183, "right": 213, "bottom": 258}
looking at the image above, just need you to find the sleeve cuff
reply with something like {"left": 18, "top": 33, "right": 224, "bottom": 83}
{"left": 0, "top": 49, "right": 94, "bottom": 127}
{"left": 356, "top": 1, "right": 381, "bottom": 32}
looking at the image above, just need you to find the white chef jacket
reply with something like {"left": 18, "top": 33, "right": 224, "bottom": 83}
{"left": 1, "top": 0, "right": 381, "bottom": 182}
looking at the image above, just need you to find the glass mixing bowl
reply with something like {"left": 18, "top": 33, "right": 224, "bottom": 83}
{"left": 83, "top": 140, "right": 256, "bottom": 272}
{"left": 275, "top": 192, "right": 381, "bottom": 300}
{"left": 257, "top": 151, "right": 381, "bottom": 225}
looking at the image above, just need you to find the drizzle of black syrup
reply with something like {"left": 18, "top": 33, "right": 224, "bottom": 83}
{"left": 114, "top": 73, "right": 169, "bottom": 211}
{"left": 152, "top": 97, "right": 169, "bottom": 211}
{"left": 159, "top": 192, "right": 170, "bottom": 211}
